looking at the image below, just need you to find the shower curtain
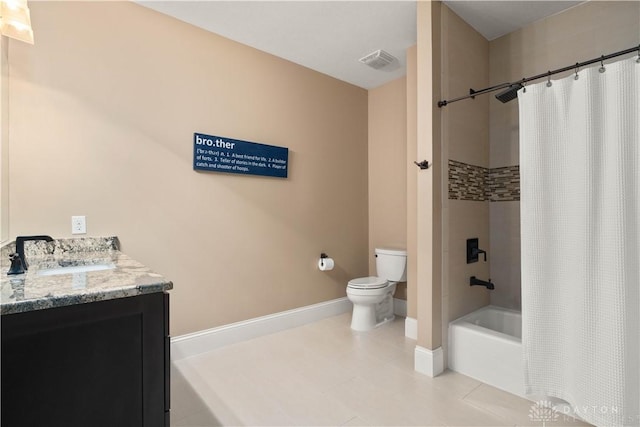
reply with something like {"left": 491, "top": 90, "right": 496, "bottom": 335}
{"left": 520, "top": 56, "right": 640, "bottom": 427}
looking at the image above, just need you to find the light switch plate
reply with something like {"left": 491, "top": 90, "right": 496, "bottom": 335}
{"left": 71, "top": 216, "right": 87, "bottom": 234}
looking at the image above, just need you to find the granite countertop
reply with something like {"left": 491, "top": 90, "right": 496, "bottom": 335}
{"left": 0, "top": 237, "right": 173, "bottom": 315}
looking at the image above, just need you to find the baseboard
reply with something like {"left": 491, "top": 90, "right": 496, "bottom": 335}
{"left": 393, "top": 298, "right": 407, "bottom": 317}
{"left": 415, "top": 345, "right": 444, "bottom": 377}
{"left": 405, "top": 316, "right": 417, "bottom": 340}
{"left": 171, "top": 297, "right": 352, "bottom": 360}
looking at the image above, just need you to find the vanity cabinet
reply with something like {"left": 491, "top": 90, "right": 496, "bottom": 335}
{"left": 1, "top": 292, "right": 170, "bottom": 427}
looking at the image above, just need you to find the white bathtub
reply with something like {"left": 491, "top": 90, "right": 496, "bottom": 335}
{"left": 448, "top": 305, "right": 525, "bottom": 397}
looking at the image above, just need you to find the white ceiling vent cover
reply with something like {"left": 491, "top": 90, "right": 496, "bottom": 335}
{"left": 359, "top": 49, "right": 397, "bottom": 70}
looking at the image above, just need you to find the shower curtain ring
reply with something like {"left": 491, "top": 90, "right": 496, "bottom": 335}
{"left": 546, "top": 71, "right": 552, "bottom": 87}
{"left": 599, "top": 55, "right": 606, "bottom": 73}
{"left": 522, "top": 79, "right": 526, "bottom": 93}
{"left": 574, "top": 63, "right": 580, "bottom": 80}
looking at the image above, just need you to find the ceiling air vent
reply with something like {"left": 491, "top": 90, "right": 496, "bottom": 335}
{"left": 359, "top": 49, "right": 397, "bottom": 70}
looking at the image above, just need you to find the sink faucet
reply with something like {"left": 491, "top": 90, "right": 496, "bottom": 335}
{"left": 15, "top": 235, "right": 54, "bottom": 271}
{"left": 470, "top": 276, "right": 494, "bottom": 290}
{"left": 7, "top": 253, "right": 25, "bottom": 275}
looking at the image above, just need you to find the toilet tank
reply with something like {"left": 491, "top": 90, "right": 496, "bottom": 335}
{"left": 375, "top": 248, "right": 407, "bottom": 282}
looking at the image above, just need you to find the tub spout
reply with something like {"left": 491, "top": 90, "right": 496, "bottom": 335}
{"left": 470, "top": 276, "right": 494, "bottom": 290}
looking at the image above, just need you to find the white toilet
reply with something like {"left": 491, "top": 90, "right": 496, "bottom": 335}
{"left": 346, "top": 247, "right": 407, "bottom": 331}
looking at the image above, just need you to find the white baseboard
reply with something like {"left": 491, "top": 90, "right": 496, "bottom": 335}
{"left": 415, "top": 345, "right": 444, "bottom": 377}
{"left": 405, "top": 316, "right": 417, "bottom": 340}
{"left": 171, "top": 297, "right": 352, "bottom": 360}
{"left": 393, "top": 298, "right": 407, "bottom": 317}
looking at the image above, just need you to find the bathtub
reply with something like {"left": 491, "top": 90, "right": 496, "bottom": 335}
{"left": 448, "top": 305, "right": 525, "bottom": 397}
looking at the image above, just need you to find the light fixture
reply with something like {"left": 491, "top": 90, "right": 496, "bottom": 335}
{"left": 0, "top": 0, "right": 34, "bottom": 44}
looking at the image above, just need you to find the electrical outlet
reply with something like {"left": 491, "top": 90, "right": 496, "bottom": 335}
{"left": 71, "top": 216, "right": 87, "bottom": 235}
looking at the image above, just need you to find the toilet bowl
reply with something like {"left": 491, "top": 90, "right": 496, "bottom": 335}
{"left": 347, "top": 277, "right": 397, "bottom": 331}
{"left": 347, "top": 248, "right": 407, "bottom": 331}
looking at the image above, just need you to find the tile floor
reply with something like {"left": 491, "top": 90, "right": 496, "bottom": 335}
{"left": 170, "top": 314, "right": 590, "bottom": 426}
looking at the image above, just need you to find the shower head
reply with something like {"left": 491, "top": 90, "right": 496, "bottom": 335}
{"left": 495, "top": 83, "right": 523, "bottom": 103}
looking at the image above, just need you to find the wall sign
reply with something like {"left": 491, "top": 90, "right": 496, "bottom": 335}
{"left": 193, "top": 132, "right": 288, "bottom": 178}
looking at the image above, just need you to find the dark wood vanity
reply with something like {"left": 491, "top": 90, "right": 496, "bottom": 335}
{"left": 0, "top": 237, "right": 172, "bottom": 427}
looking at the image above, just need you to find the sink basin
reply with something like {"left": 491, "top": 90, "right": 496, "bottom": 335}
{"left": 37, "top": 263, "right": 116, "bottom": 276}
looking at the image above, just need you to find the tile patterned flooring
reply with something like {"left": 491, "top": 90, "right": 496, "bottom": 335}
{"left": 171, "top": 314, "right": 590, "bottom": 426}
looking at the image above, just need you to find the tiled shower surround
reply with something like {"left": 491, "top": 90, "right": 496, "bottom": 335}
{"left": 448, "top": 160, "right": 520, "bottom": 202}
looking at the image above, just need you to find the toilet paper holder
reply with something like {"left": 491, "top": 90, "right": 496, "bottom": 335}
{"left": 320, "top": 253, "right": 329, "bottom": 267}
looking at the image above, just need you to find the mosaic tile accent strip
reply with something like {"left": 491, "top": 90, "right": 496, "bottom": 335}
{"left": 487, "top": 165, "right": 520, "bottom": 201}
{"left": 449, "top": 160, "right": 488, "bottom": 201}
{"left": 448, "top": 160, "right": 519, "bottom": 202}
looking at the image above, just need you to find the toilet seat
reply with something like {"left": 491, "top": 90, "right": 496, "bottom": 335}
{"left": 347, "top": 276, "right": 388, "bottom": 290}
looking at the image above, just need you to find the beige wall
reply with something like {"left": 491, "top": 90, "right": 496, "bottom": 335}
{"left": 368, "top": 77, "right": 407, "bottom": 299}
{"left": 488, "top": 1, "right": 640, "bottom": 310}
{"left": 6, "top": 1, "right": 369, "bottom": 336}
{"left": 441, "top": 5, "right": 491, "bottom": 327}
{"left": 415, "top": 0, "right": 443, "bottom": 350}
{"left": 406, "top": 45, "right": 417, "bottom": 319}
{"left": 0, "top": 37, "right": 7, "bottom": 244}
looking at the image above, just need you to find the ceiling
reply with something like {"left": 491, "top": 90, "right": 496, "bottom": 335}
{"left": 443, "top": 1, "right": 584, "bottom": 41}
{"left": 137, "top": 1, "right": 585, "bottom": 90}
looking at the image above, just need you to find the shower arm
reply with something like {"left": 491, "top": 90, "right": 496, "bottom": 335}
{"left": 437, "top": 44, "right": 640, "bottom": 108}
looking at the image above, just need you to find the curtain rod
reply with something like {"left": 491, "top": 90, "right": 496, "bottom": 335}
{"left": 437, "top": 44, "right": 640, "bottom": 108}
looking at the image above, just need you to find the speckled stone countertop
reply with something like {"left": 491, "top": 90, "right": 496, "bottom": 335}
{"left": 0, "top": 237, "right": 173, "bottom": 315}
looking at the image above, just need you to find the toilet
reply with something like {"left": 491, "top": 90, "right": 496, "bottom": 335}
{"left": 346, "top": 247, "right": 407, "bottom": 331}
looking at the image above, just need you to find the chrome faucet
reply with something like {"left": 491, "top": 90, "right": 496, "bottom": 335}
{"left": 14, "top": 235, "right": 54, "bottom": 271}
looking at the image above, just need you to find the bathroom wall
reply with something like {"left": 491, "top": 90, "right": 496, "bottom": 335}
{"left": 406, "top": 45, "right": 417, "bottom": 321}
{"left": 0, "top": 37, "right": 8, "bottom": 244}
{"left": 414, "top": 0, "right": 443, "bottom": 352}
{"left": 0, "top": 37, "right": 9, "bottom": 243}
{"left": 441, "top": 5, "right": 491, "bottom": 327}
{"left": 368, "top": 77, "right": 407, "bottom": 299}
{"left": 488, "top": 1, "right": 640, "bottom": 310}
{"left": 5, "top": 1, "right": 369, "bottom": 336}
